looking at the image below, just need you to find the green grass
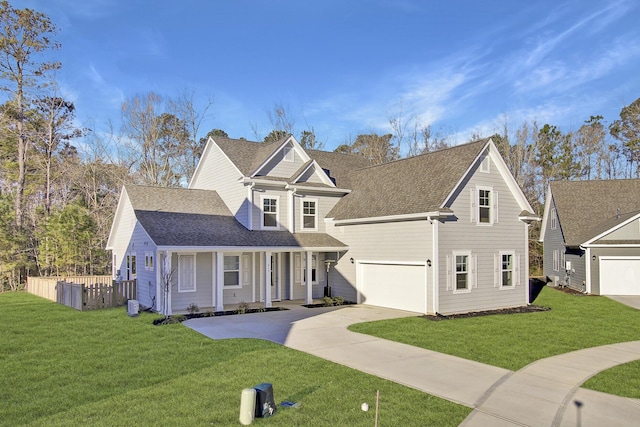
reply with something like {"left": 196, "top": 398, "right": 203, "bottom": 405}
{"left": 0, "top": 292, "right": 469, "bottom": 427}
{"left": 582, "top": 360, "right": 640, "bottom": 398}
{"left": 349, "top": 288, "right": 640, "bottom": 373}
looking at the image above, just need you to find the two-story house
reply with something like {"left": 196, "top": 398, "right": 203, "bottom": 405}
{"left": 540, "top": 179, "right": 640, "bottom": 295}
{"left": 107, "top": 135, "right": 537, "bottom": 315}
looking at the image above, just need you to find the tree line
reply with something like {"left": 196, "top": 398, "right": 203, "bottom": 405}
{"left": 0, "top": 1, "right": 638, "bottom": 288}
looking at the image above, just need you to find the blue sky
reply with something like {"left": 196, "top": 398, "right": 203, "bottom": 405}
{"left": 14, "top": 0, "right": 640, "bottom": 152}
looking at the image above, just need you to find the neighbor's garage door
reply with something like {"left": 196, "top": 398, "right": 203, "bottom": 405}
{"left": 358, "top": 262, "right": 427, "bottom": 313}
{"left": 600, "top": 257, "right": 640, "bottom": 295}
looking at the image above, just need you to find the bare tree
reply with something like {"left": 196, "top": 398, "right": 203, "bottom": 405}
{"left": 169, "top": 89, "right": 214, "bottom": 181}
{"left": 121, "top": 92, "right": 190, "bottom": 187}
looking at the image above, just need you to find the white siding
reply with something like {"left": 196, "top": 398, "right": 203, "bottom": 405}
{"left": 438, "top": 160, "right": 528, "bottom": 314}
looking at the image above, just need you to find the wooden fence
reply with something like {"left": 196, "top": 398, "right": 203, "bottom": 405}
{"left": 27, "top": 276, "right": 136, "bottom": 311}
{"left": 27, "top": 276, "right": 112, "bottom": 301}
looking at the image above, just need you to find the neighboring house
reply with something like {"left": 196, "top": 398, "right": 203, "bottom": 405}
{"left": 540, "top": 179, "right": 640, "bottom": 295}
{"left": 107, "top": 135, "right": 537, "bottom": 315}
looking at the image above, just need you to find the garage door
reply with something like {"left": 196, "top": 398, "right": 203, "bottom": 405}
{"left": 358, "top": 262, "right": 427, "bottom": 313}
{"left": 600, "top": 257, "right": 640, "bottom": 295}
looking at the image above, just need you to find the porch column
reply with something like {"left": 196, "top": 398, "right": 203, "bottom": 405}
{"left": 305, "top": 250, "right": 313, "bottom": 304}
{"left": 264, "top": 251, "right": 272, "bottom": 308}
{"left": 164, "top": 251, "right": 172, "bottom": 316}
{"left": 289, "top": 251, "right": 294, "bottom": 300}
{"left": 215, "top": 252, "right": 224, "bottom": 311}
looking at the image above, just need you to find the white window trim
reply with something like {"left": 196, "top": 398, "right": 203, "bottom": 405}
{"left": 178, "top": 253, "right": 196, "bottom": 293}
{"left": 144, "top": 251, "right": 154, "bottom": 272}
{"left": 223, "top": 253, "right": 243, "bottom": 289}
{"left": 476, "top": 185, "right": 494, "bottom": 225}
{"left": 300, "top": 198, "right": 318, "bottom": 231}
{"left": 127, "top": 253, "right": 137, "bottom": 279}
{"left": 260, "top": 195, "right": 280, "bottom": 230}
{"left": 452, "top": 250, "right": 473, "bottom": 294}
{"left": 297, "top": 252, "right": 323, "bottom": 285}
{"left": 550, "top": 207, "right": 557, "bottom": 230}
{"left": 553, "top": 249, "right": 559, "bottom": 272}
{"left": 499, "top": 250, "right": 516, "bottom": 289}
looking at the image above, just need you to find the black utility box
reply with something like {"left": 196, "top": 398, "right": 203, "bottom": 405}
{"left": 254, "top": 383, "right": 276, "bottom": 418}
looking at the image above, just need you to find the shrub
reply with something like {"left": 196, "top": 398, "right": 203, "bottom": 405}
{"left": 332, "top": 296, "right": 344, "bottom": 306}
{"left": 186, "top": 303, "right": 200, "bottom": 314}
{"left": 322, "top": 296, "right": 334, "bottom": 307}
{"left": 235, "top": 301, "right": 250, "bottom": 314}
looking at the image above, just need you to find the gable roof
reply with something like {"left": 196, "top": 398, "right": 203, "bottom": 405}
{"left": 212, "top": 136, "right": 369, "bottom": 188}
{"left": 327, "top": 139, "right": 490, "bottom": 221}
{"left": 549, "top": 179, "right": 640, "bottom": 246}
{"left": 126, "top": 185, "right": 346, "bottom": 249}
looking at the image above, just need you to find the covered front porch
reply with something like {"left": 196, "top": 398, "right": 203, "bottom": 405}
{"left": 157, "top": 248, "right": 343, "bottom": 316}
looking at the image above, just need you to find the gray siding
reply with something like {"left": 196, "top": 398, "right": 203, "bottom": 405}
{"left": 258, "top": 148, "right": 303, "bottom": 177}
{"left": 599, "top": 219, "right": 640, "bottom": 241}
{"left": 438, "top": 159, "right": 528, "bottom": 314}
{"left": 327, "top": 220, "right": 433, "bottom": 306}
{"left": 253, "top": 189, "right": 290, "bottom": 231}
{"left": 590, "top": 247, "right": 640, "bottom": 294}
{"left": 171, "top": 252, "right": 214, "bottom": 312}
{"left": 564, "top": 250, "right": 586, "bottom": 291}
{"left": 190, "top": 142, "right": 249, "bottom": 227}
{"left": 292, "top": 193, "right": 342, "bottom": 233}
{"left": 542, "top": 198, "right": 567, "bottom": 285}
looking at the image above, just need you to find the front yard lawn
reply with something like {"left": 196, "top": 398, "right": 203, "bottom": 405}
{"left": 0, "top": 292, "right": 468, "bottom": 427}
{"left": 349, "top": 287, "right": 640, "bottom": 373}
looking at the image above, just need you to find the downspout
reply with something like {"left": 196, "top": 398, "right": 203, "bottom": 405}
{"left": 289, "top": 188, "right": 297, "bottom": 232}
{"left": 429, "top": 216, "right": 439, "bottom": 315}
{"left": 248, "top": 183, "right": 255, "bottom": 230}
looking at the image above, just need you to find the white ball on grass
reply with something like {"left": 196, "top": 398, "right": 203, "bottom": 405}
{"left": 361, "top": 402, "right": 369, "bottom": 412}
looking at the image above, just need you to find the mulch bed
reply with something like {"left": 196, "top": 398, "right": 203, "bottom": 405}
{"left": 423, "top": 304, "right": 550, "bottom": 321}
{"left": 302, "top": 301, "right": 356, "bottom": 308}
{"left": 153, "top": 306, "right": 286, "bottom": 325}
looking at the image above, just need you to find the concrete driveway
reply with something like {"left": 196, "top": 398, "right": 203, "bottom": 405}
{"left": 607, "top": 295, "right": 640, "bottom": 310}
{"left": 185, "top": 303, "right": 640, "bottom": 426}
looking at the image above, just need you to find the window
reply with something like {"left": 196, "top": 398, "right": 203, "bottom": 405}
{"left": 283, "top": 145, "right": 294, "bottom": 162}
{"left": 178, "top": 254, "right": 195, "bottom": 292}
{"left": 126, "top": 254, "right": 137, "bottom": 279}
{"left": 479, "top": 189, "right": 491, "bottom": 223}
{"left": 302, "top": 199, "right": 317, "bottom": 230}
{"left": 145, "top": 252, "right": 154, "bottom": 271}
{"left": 553, "top": 249, "right": 559, "bottom": 272}
{"left": 501, "top": 253, "right": 514, "bottom": 287}
{"left": 261, "top": 196, "right": 279, "bottom": 229}
{"left": 305, "top": 254, "right": 318, "bottom": 283}
{"left": 224, "top": 255, "right": 240, "bottom": 287}
{"left": 550, "top": 207, "right": 557, "bottom": 229}
{"left": 455, "top": 254, "right": 469, "bottom": 290}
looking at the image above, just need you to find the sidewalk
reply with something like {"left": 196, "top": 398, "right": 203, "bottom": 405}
{"left": 185, "top": 304, "right": 640, "bottom": 426}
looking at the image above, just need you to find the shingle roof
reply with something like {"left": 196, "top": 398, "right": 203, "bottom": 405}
{"left": 213, "top": 137, "right": 370, "bottom": 188}
{"left": 327, "top": 139, "right": 489, "bottom": 220}
{"left": 551, "top": 179, "right": 640, "bottom": 246}
{"left": 126, "top": 185, "right": 346, "bottom": 249}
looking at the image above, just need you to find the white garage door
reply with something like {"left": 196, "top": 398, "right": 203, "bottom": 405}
{"left": 600, "top": 257, "right": 640, "bottom": 295}
{"left": 358, "top": 262, "right": 427, "bottom": 313}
